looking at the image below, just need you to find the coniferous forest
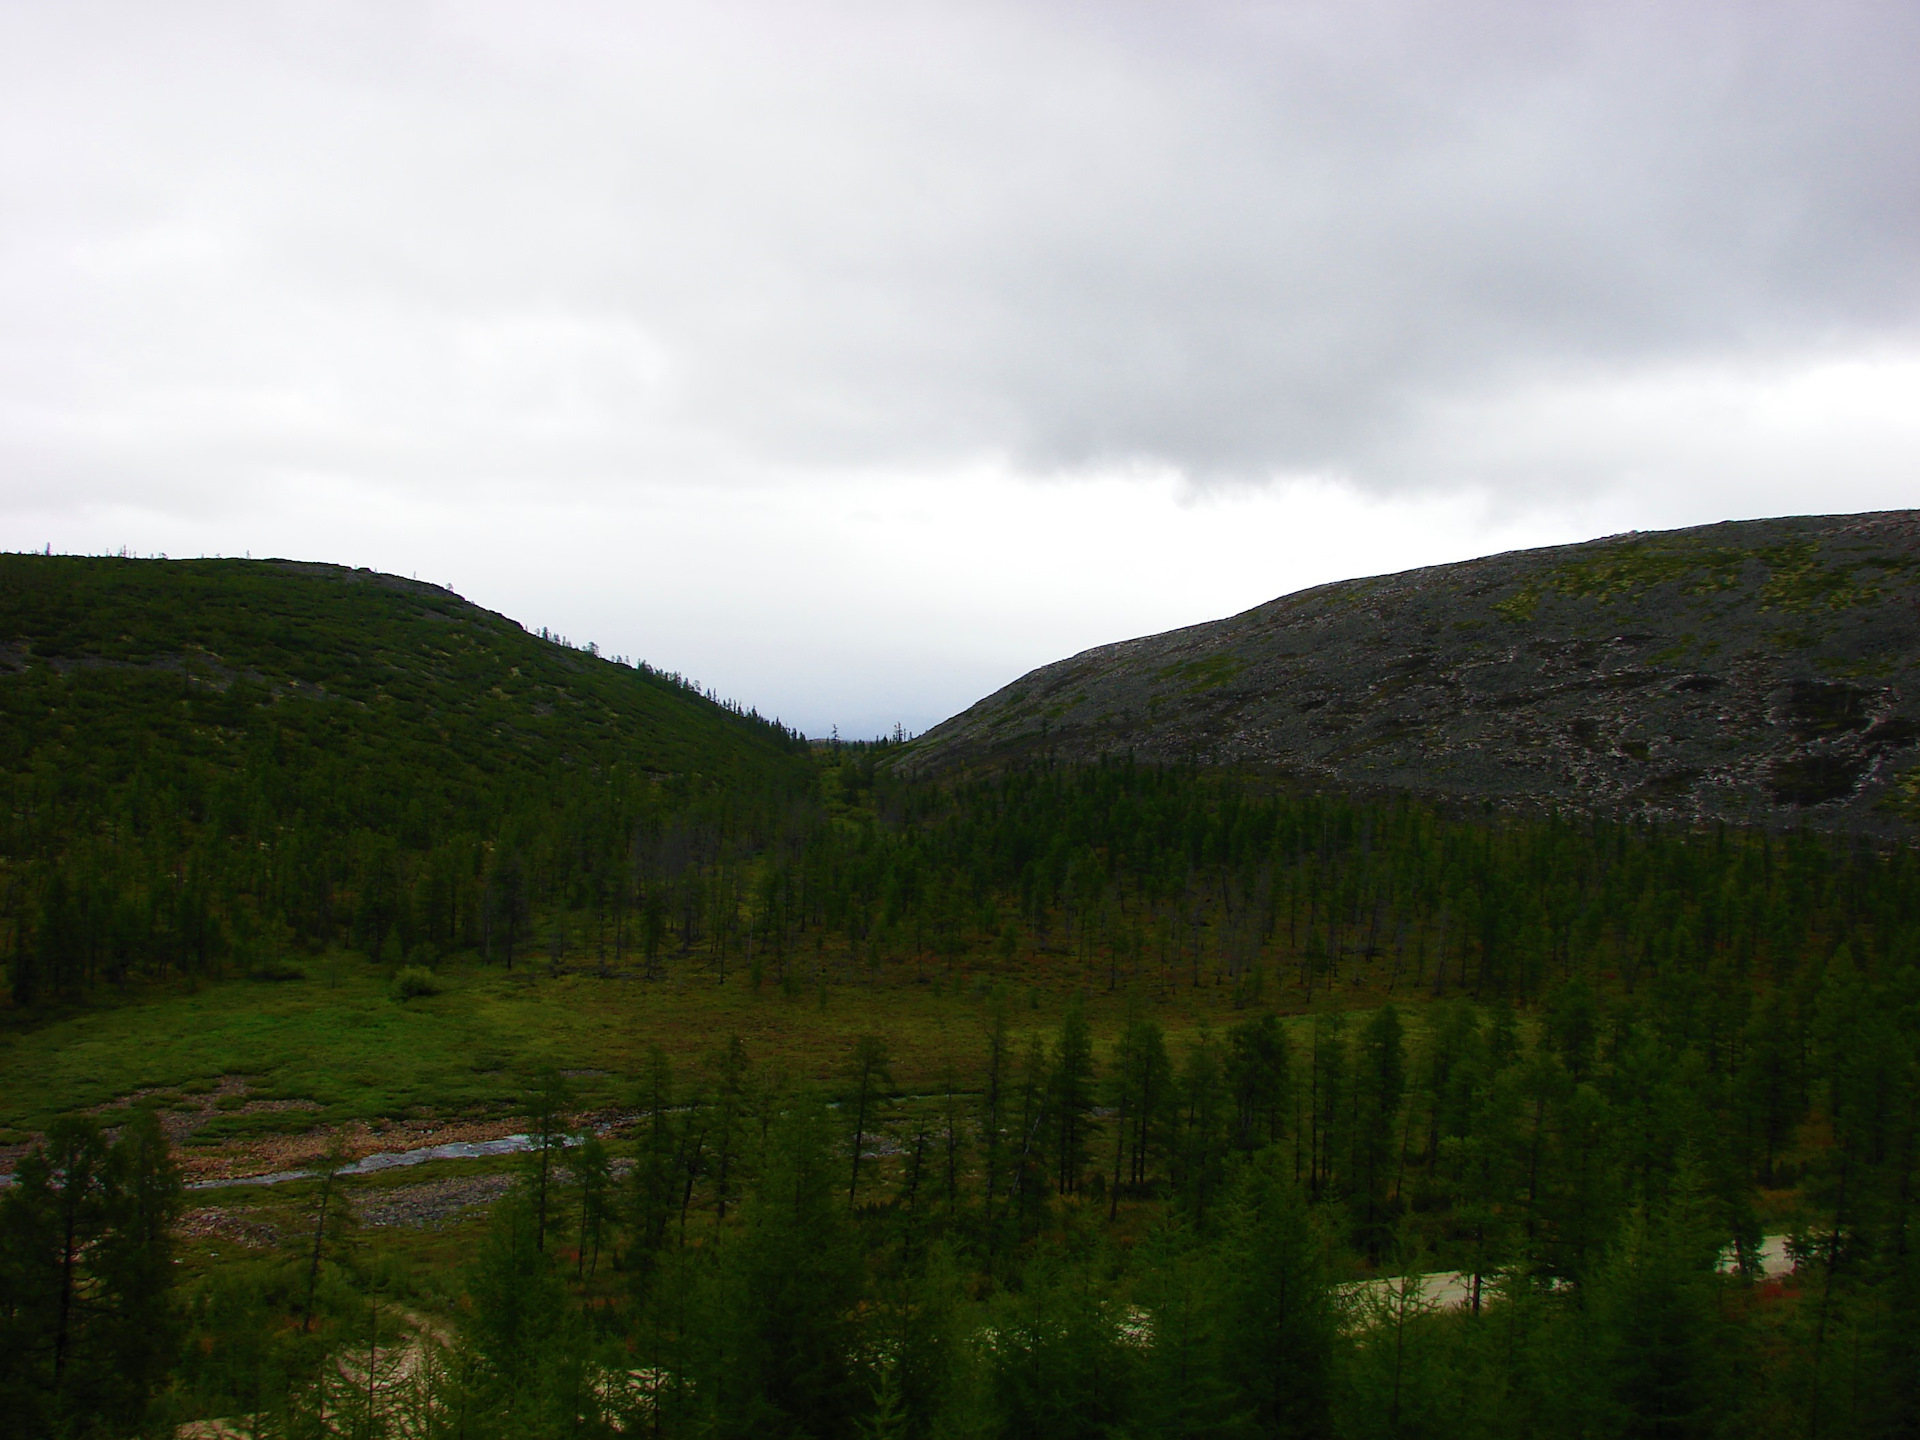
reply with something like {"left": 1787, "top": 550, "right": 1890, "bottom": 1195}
{"left": 5, "top": 555, "right": 1920, "bottom": 1437}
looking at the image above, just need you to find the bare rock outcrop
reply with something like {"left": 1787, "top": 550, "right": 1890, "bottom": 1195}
{"left": 900, "top": 511, "right": 1920, "bottom": 833}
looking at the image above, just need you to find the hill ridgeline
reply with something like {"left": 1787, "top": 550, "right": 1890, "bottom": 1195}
{"left": 0, "top": 555, "right": 813, "bottom": 995}
{"left": 0, "top": 554, "right": 807, "bottom": 820}
{"left": 900, "top": 511, "right": 1920, "bottom": 831}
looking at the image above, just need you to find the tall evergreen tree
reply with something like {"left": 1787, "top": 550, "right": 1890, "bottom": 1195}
{"left": 626, "top": 1047, "right": 679, "bottom": 1286}
{"left": 1052, "top": 1000, "right": 1098, "bottom": 1196}
{"left": 1352, "top": 1005, "right": 1406, "bottom": 1255}
{"left": 1214, "top": 1153, "right": 1335, "bottom": 1440}
{"left": 1173, "top": 1031, "right": 1231, "bottom": 1228}
{"left": 0, "top": 1111, "right": 184, "bottom": 1439}
{"left": 1595, "top": 1180, "right": 1731, "bottom": 1440}
{"left": 1227, "top": 1011, "right": 1292, "bottom": 1152}
{"left": 846, "top": 1034, "right": 894, "bottom": 1207}
{"left": 721, "top": 1098, "right": 865, "bottom": 1440}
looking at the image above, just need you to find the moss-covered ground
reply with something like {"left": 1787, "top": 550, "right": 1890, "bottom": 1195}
{"left": 0, "top": 949, "right": 1306, "bottom": 1140}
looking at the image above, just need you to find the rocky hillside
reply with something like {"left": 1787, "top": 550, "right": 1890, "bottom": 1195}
{"left": 900, "top": 511, "right": 1920, "bottom": 832}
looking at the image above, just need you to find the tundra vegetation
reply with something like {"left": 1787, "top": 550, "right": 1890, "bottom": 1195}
{"left": 3, "top": 553, "right": 1920, "bottom": 1437}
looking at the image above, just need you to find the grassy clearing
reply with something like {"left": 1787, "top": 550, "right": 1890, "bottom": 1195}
{"left": 0, "top": 951, "right": 1308, "bottom": 1133}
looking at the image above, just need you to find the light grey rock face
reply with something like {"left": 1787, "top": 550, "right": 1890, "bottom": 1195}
{"left": 901, "top": 511, "right": 1920, "bottom": 832}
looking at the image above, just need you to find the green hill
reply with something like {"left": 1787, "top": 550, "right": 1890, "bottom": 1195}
{"left": 0, "top": 554, "right": 811, "bottom": 999}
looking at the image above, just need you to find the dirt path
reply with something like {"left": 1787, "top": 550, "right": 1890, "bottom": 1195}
{"left": 1345, "top": 1235, "right": 1797, "bottom": 1317}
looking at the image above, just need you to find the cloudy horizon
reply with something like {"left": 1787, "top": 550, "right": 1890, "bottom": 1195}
{"left": 6, "top": 1, "right": 1917, "bottom": 736}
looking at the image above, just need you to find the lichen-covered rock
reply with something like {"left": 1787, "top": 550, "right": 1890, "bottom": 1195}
{"left": 901, "top": 511, "right": 1920, "bottom": 833}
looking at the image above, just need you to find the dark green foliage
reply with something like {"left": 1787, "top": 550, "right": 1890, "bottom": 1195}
{"left": 1595, "top": 1189, "right": 1730, "bottom": 1440}
{"left": 19, "top": 924, "right": 1920, "bottom": 1438}
{"left": 0, "top": 553, "right": 802, "bottom": 796}
{"left": 1051, "top": 998, "right": 1097, "bottom": 1196}
{"left": 1307, "top": 1012, "right": 1349, "bottom": 1202}
{"left": 460, "top": 1189, "right": 596, "bottom": 1436}
{"left": 713, "top": 1099, "right": 865, "bottom": 1440}
{"left": 846, "top": 1034, "right": 893, "bottom": 1207}
{"left": 866, "top": 1240, "right": 965, "bottom": 1438}
{"left": 567, "top": 1134, "right": 615, "bottom": 1279}
{"left": 390, "top": 962, "right": 441, "bottom": 998}
{"left": 1227, "top": 1010, "right": 1291, "bottom": 1151}
{"left": 1171, "top": 1028, "right": 1230, "bottom": 1227}
{"left": 1351, "top": 1005, "right": 1405, "bottom": 1255}
{"left": 1129, "top": 1226, "right": 1237, "bottom": 1440}
{"left": 525, "top": 1068, "right": 575, "bottom": 1252}
{"left": 0, "top": 552, "right": 809, "bottom": 1000}
{"left": 981, "top": 1247, "right": 1133, "bottom": 1440}
{"left": 173, "top": 1259, "right": 335, "bottom": 1436}
{"left": 0, "top": 1109, "right": 183, "bottom": 1438}
{"left": 1107, "top": 1010, "right": 1175, "bottom": 1215}
{"left": 626, "top": 1045, "right": 680, "bottom": 1286}
{"left": 1214, "top": 1153, "right": 1337, "bottom": 1439}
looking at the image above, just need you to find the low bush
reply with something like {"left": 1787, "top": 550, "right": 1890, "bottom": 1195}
{"left": 391, "top": 965, "right": 443, "bottom": 1001}
{"left": 250, "top": 960, "right": 307, "bottom": 982}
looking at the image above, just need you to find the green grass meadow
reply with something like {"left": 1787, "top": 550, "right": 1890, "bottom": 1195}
{"left": 0, "top": 953, "right": 1284, "bottom": 1137}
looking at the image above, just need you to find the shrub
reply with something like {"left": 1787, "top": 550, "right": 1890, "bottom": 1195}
{"left": 391, "top": 965, "right": 443, "bottom": 1001}
{"left": 250, "top": 959, "right": 307, "bottom": 982}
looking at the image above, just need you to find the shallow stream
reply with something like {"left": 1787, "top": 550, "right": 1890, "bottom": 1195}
{"left": 188, "top": 1132, "right": 580, "bottom": 1190}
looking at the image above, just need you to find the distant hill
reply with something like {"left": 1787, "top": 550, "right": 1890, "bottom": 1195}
{"left": 0, "top": 555, "right": 806, "bottom": 836}
{"left": 0, "top": 556, "right": 813, "bottom": 996}
{"left": 899, "top": 511, "right": 1920, "bottom": 832}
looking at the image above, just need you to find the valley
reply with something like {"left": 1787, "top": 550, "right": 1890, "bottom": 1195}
{"left": 3, "top": 533, "right": 1918, "bottom": 1438}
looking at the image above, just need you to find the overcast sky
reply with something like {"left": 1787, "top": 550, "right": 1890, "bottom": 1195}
{"left": 5, "top": 1, "right": 1917, "bottom": 736}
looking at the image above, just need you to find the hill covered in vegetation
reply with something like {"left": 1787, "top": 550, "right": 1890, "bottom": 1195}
{"left": 901, "top": 511, "right": 1920, "bottom": 833}
{"left": 0, "top": 553, "right": 810, "bottom": 997}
